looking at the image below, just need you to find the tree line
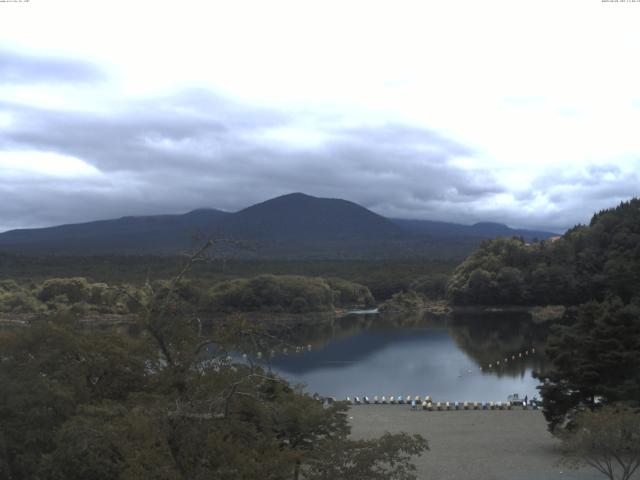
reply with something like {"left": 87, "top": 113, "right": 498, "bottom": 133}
{"left": 0, "top": 274, "right": 374, "bottom": 317}
{"left": 446, "top": 198, "right": 640, "bottom": 307}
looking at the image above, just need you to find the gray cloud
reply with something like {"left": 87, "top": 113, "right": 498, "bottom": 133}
{"left": 453, "top": 163, "right": 640, "bottom": 233}
{"left": 0, "top": 88, "right": 508, "bottom": 231}
{"left": 0, "top": 48, "right": 105, "bottom": 84}
{"left": 527, "top": 164, "right": 640, "bottom": 230}
{"left": 1, "top": 84, "right": 636, "bottom": 234}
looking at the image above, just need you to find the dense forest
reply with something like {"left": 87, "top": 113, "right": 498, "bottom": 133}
{"left": 0, "top": 254, "right": 455, "bottom": 301}
{"left": 447, "top": 198, "right": 640, "bottom": 306}
{"left": 0, "top": 275, "right": 374, "bottom": 317}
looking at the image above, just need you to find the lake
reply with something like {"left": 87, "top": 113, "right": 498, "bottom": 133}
{"left": 260, "top": 311, "right": 547, "bottom": 402}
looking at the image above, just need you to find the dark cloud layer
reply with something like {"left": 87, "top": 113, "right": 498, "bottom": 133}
{"left": 0, "top": 87, "right": 511, "bottom": 231}
{"left": 0, "top": 48, "right": 636, "bottom": 234}
{"left": 0, "top": 48, "right": 105, "bottom": 84}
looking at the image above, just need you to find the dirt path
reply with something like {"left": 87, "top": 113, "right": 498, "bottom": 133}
{"left": 348, "top": 405, "right": 603, "bottom": 480}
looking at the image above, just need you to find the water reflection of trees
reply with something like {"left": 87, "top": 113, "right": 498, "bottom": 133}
{"left": 247, "top": 309, "right": 550, "bottom": 379}
{"left": 448, "top": 310, "right": 549, "bottom": 377}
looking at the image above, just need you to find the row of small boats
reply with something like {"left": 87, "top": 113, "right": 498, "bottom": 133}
{"left": 342, "top": 395, "right": 539, "bottom": 410}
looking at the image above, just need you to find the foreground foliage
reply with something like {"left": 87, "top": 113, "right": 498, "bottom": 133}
{"left": 0, "top": 259, "right": 427, "bottom": 479}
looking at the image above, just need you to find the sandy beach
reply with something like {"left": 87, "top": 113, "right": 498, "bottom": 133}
{"left": 349, "top": 405, "right": 603, "bottom": 480}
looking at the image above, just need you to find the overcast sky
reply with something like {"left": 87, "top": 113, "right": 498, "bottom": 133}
{"left": 1, "top": 0, "right": 639, "bottom": 233}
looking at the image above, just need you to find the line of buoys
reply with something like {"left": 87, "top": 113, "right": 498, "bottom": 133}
{"left": 458, "top": 346, "right": 538, "bottom": 377}
{"left": 341, "top": 396, "right": 540, "bottom": 410}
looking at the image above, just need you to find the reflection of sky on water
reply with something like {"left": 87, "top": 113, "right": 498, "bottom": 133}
{"left": 264, "top": 327, "right": 540, "bottom": 402}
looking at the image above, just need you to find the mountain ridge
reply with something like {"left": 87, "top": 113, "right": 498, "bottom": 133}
{"left": 0, "top": 193, "right": 556, "bottom": 257}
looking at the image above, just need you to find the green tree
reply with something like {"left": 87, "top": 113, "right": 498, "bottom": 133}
{"left": 535, "top": 299, "right": 640, "bottom": 432}
{"left": 560, "top": 405, "right": 640, "bottom": 480}
{"left": 39, "top": 277, "right": 92, "bottom": 303}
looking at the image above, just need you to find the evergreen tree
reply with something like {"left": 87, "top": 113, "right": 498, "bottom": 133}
{"left": 535, "top": 299, "right": 640, "bottom": 432}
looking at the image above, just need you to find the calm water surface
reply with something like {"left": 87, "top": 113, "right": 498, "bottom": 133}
{"left": 263, "top": 312, "right": 546, "bottom": 402}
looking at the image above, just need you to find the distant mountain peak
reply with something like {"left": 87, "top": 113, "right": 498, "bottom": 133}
{"left": 222, "top": 191, "right": 402, "bottom": 242}
{"left": 275, "top": 192, "right": 314, "bottom": 200}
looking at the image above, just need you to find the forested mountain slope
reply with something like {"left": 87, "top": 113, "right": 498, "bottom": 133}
{"left": 447, "top": 198, "right": 640, "bottom": 306}
{"left": 0, "top": 209, "right": 230, "bottom": 253}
